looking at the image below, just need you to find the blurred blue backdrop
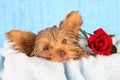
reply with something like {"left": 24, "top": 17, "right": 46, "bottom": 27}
{"left": 0, "top": 0, "right": 120, "bottom": 79}
{"left": 0, "top": 0, "right": 120, "bottom": 48}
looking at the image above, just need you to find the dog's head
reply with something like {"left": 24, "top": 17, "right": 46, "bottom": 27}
{"left": 31, "top": 11, "right": 88, "bottom": 62}
{"left": 6, "top": 11, "right": 88, "bottom": 62}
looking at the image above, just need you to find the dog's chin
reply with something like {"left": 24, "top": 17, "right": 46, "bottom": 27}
{"left": 58, "top": 58, "right": 70, "bottom": 63}
{"left": 50, "top": 57, "right": 70, "bottom": 63}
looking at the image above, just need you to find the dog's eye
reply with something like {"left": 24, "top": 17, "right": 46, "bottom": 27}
{"left": 62, "top": 39, "right": 67, "bottom": 43}
{"left": 43, "top": 46, "right": 49, "bottom": 50}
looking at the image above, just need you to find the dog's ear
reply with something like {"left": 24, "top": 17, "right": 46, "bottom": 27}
{"left": 6, "top": 30, "right": 36, "bottom": 55}
{"left": 60, "top": 11, "right": 82, "bottom": 36}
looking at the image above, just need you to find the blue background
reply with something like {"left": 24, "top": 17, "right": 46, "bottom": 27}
{"left": 0, "top": 0, "right": 120, "bottom": 79}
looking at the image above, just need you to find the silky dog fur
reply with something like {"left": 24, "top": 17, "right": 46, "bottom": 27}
{"left": 6, "top": 11, "right": 88, "bottom": 62}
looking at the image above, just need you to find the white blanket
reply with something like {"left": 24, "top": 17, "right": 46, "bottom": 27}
{"left": 0, "top": 36, "right": 120, "bottom": 80}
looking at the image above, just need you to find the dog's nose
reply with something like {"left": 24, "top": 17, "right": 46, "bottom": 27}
{"left": 58, "top": 50, "right": 65, "bottom": 57}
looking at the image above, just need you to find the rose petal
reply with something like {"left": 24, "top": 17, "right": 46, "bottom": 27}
{"left": 95, "top": 28, "right": 107, "bottom": 36}
{"left": 95, "top": 38, "right": 104, "bottom": 49}
{"left": 87, "top": 28, "right": 113, "bottom": 56}
{"left": 91, "top": 44, "right": 103, "bottom": 55}
{"left": 88, "top": 34, "right": 99, "bottom": 48}
{"left": 104, "top": 49, "right": 111, "bottom": 56}
{"left": 99, "top": 36, "right": 108, "bottom": 50}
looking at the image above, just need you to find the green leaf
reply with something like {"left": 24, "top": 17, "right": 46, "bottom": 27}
{"left": 86, "top": 32, "right": 92, "bottom": 36}
{"left": 111, "top": 45, "right": 117, "bottom": 54}
{"left": 80, "top": 29, "right": 88, "bottom": 39}
{"left": 109, "top": 35, "right": 115, "bottom": 38}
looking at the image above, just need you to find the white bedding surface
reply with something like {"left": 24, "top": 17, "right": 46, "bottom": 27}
{"left": 0, "top": 36, "right": 120, "bottom": 80}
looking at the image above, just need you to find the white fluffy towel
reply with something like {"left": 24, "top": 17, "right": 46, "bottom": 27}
{"left": 0, "top": 36, "right": 120, "bottom": 80}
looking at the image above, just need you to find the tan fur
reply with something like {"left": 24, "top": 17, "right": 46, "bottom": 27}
{"left": 60, "top": 11, "right": 82, "bottom": 36}
{"left": 6, "top": 11, "right": 88, "bottom": 62}
{"left": 6, "top": 30, "right": 36, "bottom": 55}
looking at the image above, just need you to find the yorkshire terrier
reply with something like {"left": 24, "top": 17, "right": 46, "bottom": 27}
{"left": 6, "top": 11, "right": 88, "bottom": 62}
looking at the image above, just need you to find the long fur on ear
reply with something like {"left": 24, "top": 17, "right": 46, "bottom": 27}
{"left": 59, "top": 11, "right": 82, "bottom": 36}
{"left": 6, "top": 30, "right": 36, "bottom": 55}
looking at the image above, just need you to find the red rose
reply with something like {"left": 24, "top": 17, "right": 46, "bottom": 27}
{"left": 88, "top": 28, "right": 112, "bottom": 55}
